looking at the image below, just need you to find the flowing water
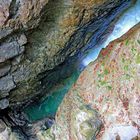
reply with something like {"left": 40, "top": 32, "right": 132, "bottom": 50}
{"left": 82, "top": 0, "right": 140, "bottom": 66}
{"left": 24, "top": 0, "right": 140, "bottom": 121}
{"left": 24, "top": 70, "right": 80, "bottom": 120}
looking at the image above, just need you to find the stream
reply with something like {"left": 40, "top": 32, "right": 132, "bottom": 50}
{"left": 24, "top": 0, "right": 140, "bottom": 122}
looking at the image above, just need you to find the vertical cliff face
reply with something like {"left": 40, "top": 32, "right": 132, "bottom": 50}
{"left": 24, "top": 0, "right": 140, "bottom": 124}
{"left": 40, "top": 23, "right": 140, "bottom": 140}
{"left": 0, "top": 0, "right": 132, "bottom": 109}
{"left": 0, "top": 0, "right": 138, "bottom": 139}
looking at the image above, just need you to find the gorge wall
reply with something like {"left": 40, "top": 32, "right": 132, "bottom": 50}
{"left": 0, "top": 0, "right": 139, "bottom": 140}
{"left": 40, "top": 22, "right": 140, "bottom": 140}
{"left": 0, "top": 0, "right": 132, "bottom": 109}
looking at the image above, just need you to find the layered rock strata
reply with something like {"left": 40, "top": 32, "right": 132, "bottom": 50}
{"left": 0, "top": 0, "right": 132, "bottom": 109}
{"left": 40, "top": 23, "right": 140, "bottom": 140}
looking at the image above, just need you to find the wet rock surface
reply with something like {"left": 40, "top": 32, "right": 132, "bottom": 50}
{"left": 0, "top": 0, "right": 137, "bottom": 139}
{"left": 0, "top": 0, "right": 132, "bottom": 109}
{"left": 39, "top": 23, "right": 140, "bottom": 140}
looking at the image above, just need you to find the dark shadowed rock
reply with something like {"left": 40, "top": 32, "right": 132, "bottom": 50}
{"left": 0, "top": 63, "right": 11, "bottom": 78}
{"left": 0, "top": 99, "right": 9, "bottom": 109}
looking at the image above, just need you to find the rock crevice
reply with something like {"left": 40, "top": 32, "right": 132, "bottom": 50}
{"left": 0, "top": 0, "right": 132, "bottom": 109}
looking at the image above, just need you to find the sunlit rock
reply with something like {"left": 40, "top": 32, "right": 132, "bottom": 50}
{"left": 0, "top": 119, "right": 19, "bottom": 140}
{"left": 40, "top": 23, "right": 140, "bottom": 140}
{"left": 24, "top": 0, "right": 140, "bottom": 126}
{"left": 0, "top": 0, "right": 139, "bottom": 139}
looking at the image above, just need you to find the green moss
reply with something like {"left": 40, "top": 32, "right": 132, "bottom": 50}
{"left": 122, "top": 58, "right": 125, "bottom": 63}
{"left": 98, "top": 73, "right": 102, "bottom": 78}
{"left": 131, "top": 47, "right": 137, "bottom": 55}
{"left": 125, "top": 74, "right": 131, "bottom": 80}
{"left": 137, "top": 40, "right": 140, "bottom": 45}
{"left": 104, "top": 69, "right": 109, "bottom": 75}
{"left": 124, "top": 65, "right": 129, "bottom": 71}
{"left": 43, "top": 129, "right": 55, "bottom": 140}
{"left": 136, "top": 53, "right": 140, "bottom": 64}
{"left": 125, "top": 40, "right": 129, "bottom": 46}
{"left": 102, "top": 62, "right": 105, "bottom": 66}
{"left": 99, "top": 80, "right": 107, "bottom": 86}
{"left": 107, "top": 86, "right": 112, "bottom": 90}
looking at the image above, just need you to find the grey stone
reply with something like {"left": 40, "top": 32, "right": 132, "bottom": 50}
{"left": 0, "top": 119, "right": 11, "bottom": 140}
{"left": 0, "top": 63, "right": 11, "bottom": 78}
{"left": 0, "top": 75, "right": 16, "bottom": 93}
{"left": 0, "top": 0, "right": 133, "bottom": 110}
{"left": 18, "top": 34, "right": 27, "bottom": 46}
{"left": 0, "top": 99, "right": 9, "bottom": 109}
{"left": 0, "top": 119, "right": 6, "bottom": 132}
{"left": 13, "top": 65, "right": 30, "bottom": 83}
{"left": 0, "top": 39, "right": 27, "bottom": 63}
{"left": 0, "top": 28, "right": 13, "bottom": 40}
{"left": 0, "top": 41, "right": 25, "bottom": 63}
{"left": 12, "top": 54, "right": 24, "bottom": 66}
{"left": 18, "top": 46, "right": 25, "bottom": 54}
{"left": 0, "top": 92, "right": 9, "bottom": 99}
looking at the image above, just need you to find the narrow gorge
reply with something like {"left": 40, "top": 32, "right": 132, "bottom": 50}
{"left": 0, "top": 0, "right": 140, "bottom": 140}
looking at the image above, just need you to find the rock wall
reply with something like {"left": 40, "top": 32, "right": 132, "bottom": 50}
{"left": 41, "top": 23, "right": 140, "bottom": 140}
{"left": 0, "top": 0, "right": 132, "bottom": 109}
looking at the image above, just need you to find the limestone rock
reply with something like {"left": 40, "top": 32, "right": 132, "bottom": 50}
{"left": 41, "top": 23, "right": 140, "bottom": 140}
{"left": 0, "top": 0, "right": 132, "bottom": 109}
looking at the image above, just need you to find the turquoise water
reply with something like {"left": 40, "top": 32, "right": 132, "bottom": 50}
{"left": 24, "top": 0, "right": 140, "bottom": 122}
{"left": 24, "top": 71, "right": 80, "bottom": 121}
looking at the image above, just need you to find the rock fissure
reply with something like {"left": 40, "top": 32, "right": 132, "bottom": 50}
{"left": 0, "top": 0, "right": 139, "bottom": 139}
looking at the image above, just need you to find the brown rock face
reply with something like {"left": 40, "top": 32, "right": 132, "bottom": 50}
{"left": 0, "top": 0, "right": 48, "bottom": 35}
{"left": 41, "top": 23, "right": 140, "bottom": 140}
{"left": 0, "top": 0, "right": 132, "bottom": 109}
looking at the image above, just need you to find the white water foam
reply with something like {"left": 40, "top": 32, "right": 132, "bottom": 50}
{"left": 82, "top": 0, "right": 140, "bottom": 66}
